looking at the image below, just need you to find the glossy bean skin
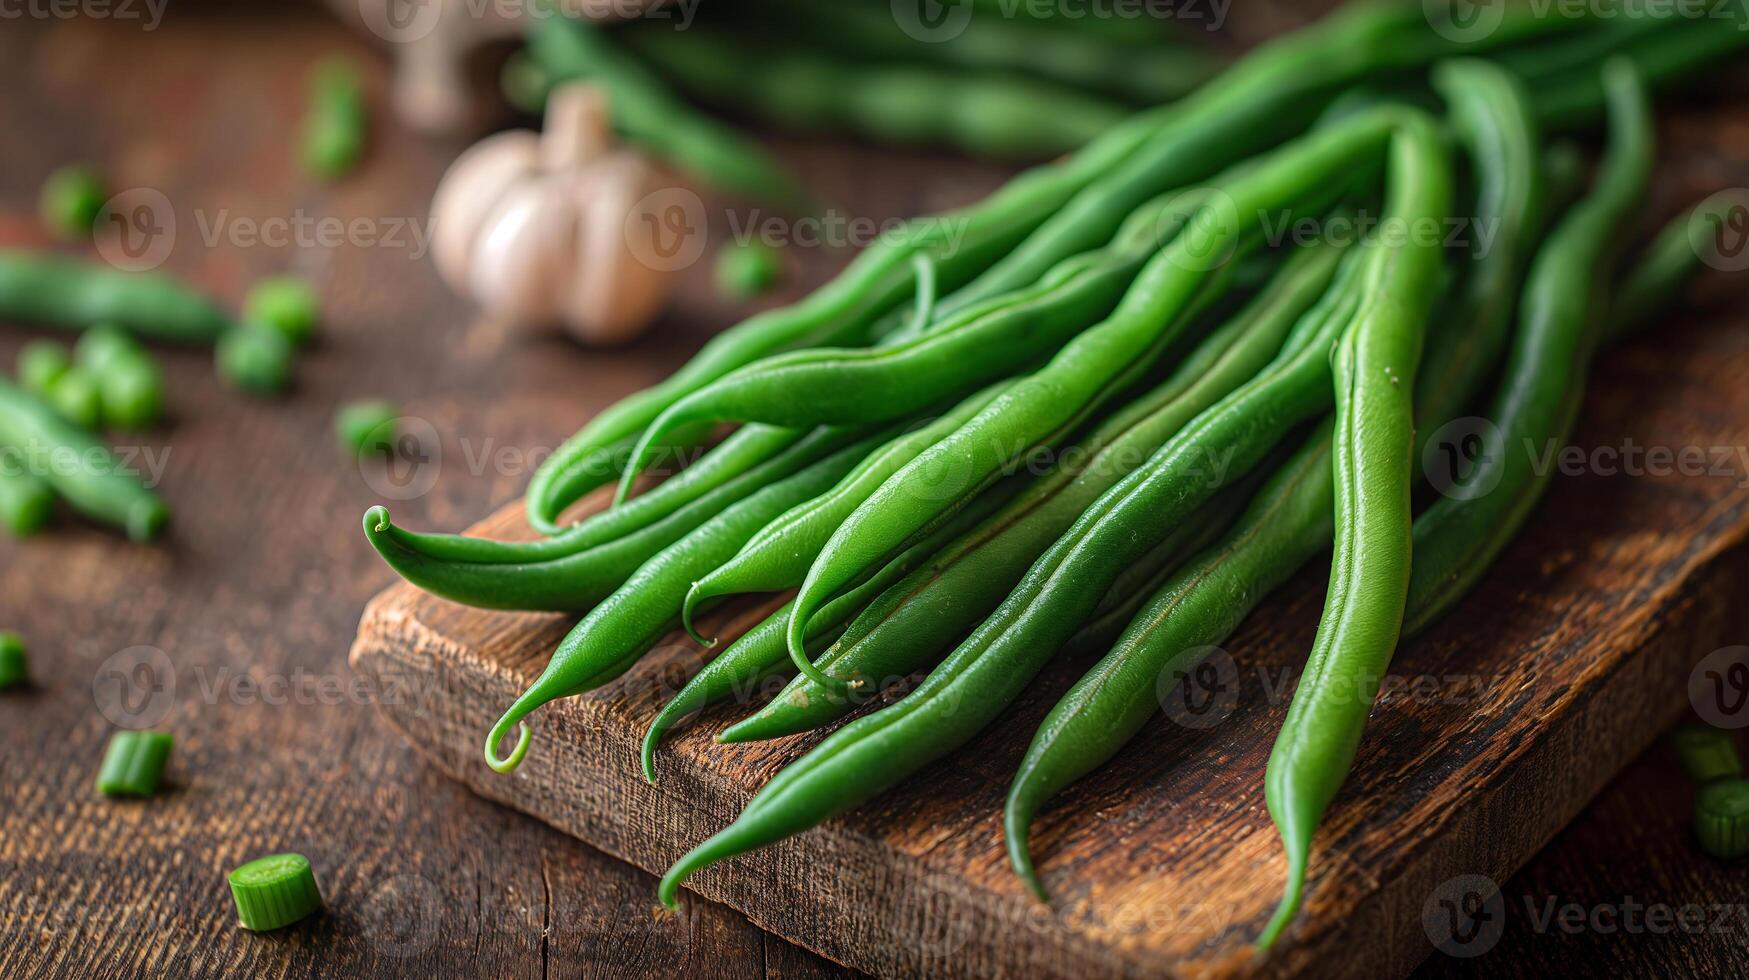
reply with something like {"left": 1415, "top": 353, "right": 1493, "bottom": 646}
{"left": 680, "top": 384, "right": 1006, "bottom": 642}
{"left": 656, "top": 140, "right": 1405, "bottom": 899}
{"left": 1259, "top": 114, "right": 1453, "bottom": 950}
{"left": 1005, "top": 58, "right": 1544, "bottom": 904}
{"left": 483, "top": 428, "right": 900, "bottom": 773}
{"left": 780, "top": 111, "right": 1402, "bottom": 690}
{"left": 719, "top": 239, "right": 1351, "bottom": 743}
{"left": 0, "top": 251, "right": 229, "bottom": 344}
{"left": 0, "top": 377, "right": 168, "bottom": 541}
{"left": 364, "top": 426, "right": 864, "bottom": 612}
{"left": 1404, "top": 61, "right": 1654, "bottom": 639}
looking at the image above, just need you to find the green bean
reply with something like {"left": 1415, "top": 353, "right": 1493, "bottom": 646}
{"left": 0, "top": 377, "right": 168, "bottom": 540}
{"left": 335, "top": 400, "right": 399, "bottom": 457}
{"left": 1529, "top": 7, "right": 1749, "bottom": 129}
{"left": 620, "top": 27, "right": 1128, "bottom": 159}
{"left": 0, "top": 251, "right": 229, "bottom": 344}
{"left": 0, "top": 631, "right": 25, "bottom": 687}
{"left": 714, "top": 240, "right": 783, "bottom": 301}
{"left": 1671, "top": 724, "right": 1744, "bottom": 784}
{"left": 1695, "top": 778, "right": 1749, "bottom": 859}
{"left": 77, "top": 325, "right": 164, "bottom": 431}
{"left": 39, "top": 164, "right": 106, "bottom": 241}
{"left": 215, "top": 324, "right": 293, "bottom": 394}
{"left": 484, "top": 428, "right": 900, "bottom": 772}
{"left": 1605, "top": 192, "right": 1747, "bottom": 344}
{"left": 722, "top": 237, "right": 1353, "bottom": 744}
{"left": 529, "top": 17, "right": 809, "bottom": 210}
{"left": 17, "top": 341, "right": 71, "bottom": 396}
{"left": 1403, "top": 60, "right": 1654, "bottom": 639}
{"left": 780, "top": 110, "right": 1400, "bottom": 691}
{"left": 244, "top": 276, "right": 319, "bottom": 346}
{"left": 680, "top": 384, "right": 1006, "bottom": 643}
{"left": 46, "top": 368, "right": 101, "bottom": 430}
{"left": 365, "top": 425, "right": 859, "bottom": 612}
{"left": 1259, "top": 112, "right": 1452, "bottom": 950}
{"left": 0, "top": 455, "right": 54, "bottom": 536}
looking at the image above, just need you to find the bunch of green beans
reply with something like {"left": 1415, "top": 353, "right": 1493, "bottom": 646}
{"left": 352, "top": 2, "right": 1748, "bottom": 949}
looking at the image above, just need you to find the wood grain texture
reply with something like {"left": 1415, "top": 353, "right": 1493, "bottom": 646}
{"left": 4, "top": 5, "right": 1749, "bottom": 980}
{"left": 352, "top": 239, "right": 1749, "bottom": 979}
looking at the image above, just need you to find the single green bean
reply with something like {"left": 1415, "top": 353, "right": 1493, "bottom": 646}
{"left": 365, "top": 425, "right": 859, "bottom": 611}
{"left": 0, "top": 377, "right": 167, "bottom": 540}
{"left": 0, "top": 251, "right": 229, "bottom": 344}
{"left": 1259, "top": 112, "right": 1452, "bottom": 950}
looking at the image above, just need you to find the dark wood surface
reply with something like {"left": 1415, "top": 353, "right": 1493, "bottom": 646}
{"left": 2, "top": 6, "right": 1746, "bottom": 980}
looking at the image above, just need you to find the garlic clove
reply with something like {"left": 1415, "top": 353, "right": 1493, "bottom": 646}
{"left": 467, "top": 173, "right": 584, "bottom": 325}
{"left": 563, "top": 153, "right": 673, "bottom": 345}
{"left": 429, "top": 129, "right": 540, "bottom": 292}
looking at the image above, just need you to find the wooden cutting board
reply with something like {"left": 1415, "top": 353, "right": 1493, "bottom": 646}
{"left": 349, "top": 302, "right": 1749, "bottom": 979}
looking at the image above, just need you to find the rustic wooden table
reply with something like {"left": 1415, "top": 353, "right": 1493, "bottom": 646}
{"left": 1, "top": 7, "right": 1744, "bottom": 979}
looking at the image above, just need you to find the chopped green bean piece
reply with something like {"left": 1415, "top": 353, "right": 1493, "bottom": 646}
{"left": 0, "top": 632, "right": 26, "bottom": 688}
{"left": 39, "top": 165, "right": 106, "bottom": 241}
{"left": 1695, "top": 778, "right": 1749, "bottom": 860}
{"left": 1671, "top": 724, "right": 1743, "bottom": 784}
{"left": 335, "top": 400, "right": 398, "bottom": 457}
{"left": 216, "top": 326, "right": 293, "bottom": 394}
{"left": 96, "top": 730, "right": 173, "bottom": 797}
{"left": 46, "top": 368, "right": 102, "bottom": 430}
{"left": 243, "top": 277, "right": 318, "bottom": 346}
{"left": 74, "top": 323, "right": 140, "bottom": 375}
{"left": 77, "top": 325, "right": 163, "bottom": 429}
{"left": 302, "top": 60, "right": 366, "bottom": 180}
{"left": 715, "top": 241, "right": 783, "bottom": 300}
{"left": 0, "top": 463, "right": 53, "bottom": 536}
{"left": 18, "top": 340, "right": 72, "bottom": 396}
{"left": 229, "top": 853, "right": 323, "bottom": 930}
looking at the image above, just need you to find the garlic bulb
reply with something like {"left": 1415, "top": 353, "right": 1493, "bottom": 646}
{"left": 429, "top": 84, "right": 676, "bottom": 345}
